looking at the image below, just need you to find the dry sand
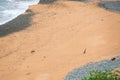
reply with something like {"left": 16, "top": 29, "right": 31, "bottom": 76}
{"left": 0, "top": 1, "right": 120, "bottom": 80}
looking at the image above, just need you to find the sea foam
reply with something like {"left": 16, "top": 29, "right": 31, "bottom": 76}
{"left": 0, "top": 0, "right": 39, "bottom": 25}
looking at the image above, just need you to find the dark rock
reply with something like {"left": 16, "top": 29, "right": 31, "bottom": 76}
{"left": 64, "top": 56, "right": 120, "bottom": 80}
{"left": 99, "top": 1, "right": 120, "bottom": 12}
{"left": 111, "top": 57, "right": 116, "bottom": 61}
{"left": 31, "top": 50, "right": 35, "bottom": 53}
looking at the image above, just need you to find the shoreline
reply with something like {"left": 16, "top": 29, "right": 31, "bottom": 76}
{"left": 0, "top": 1, "right": 39, "bottom": 26}
{"left": 1, "top": 0, "right": 120, "bottom": 26}
{"left": 65, "top": 56, "right": 120, "bottom": 80}
{"left": 0, "top": 8, "right": 33, "bottom": 37}
{"left": 0, "top": 1, "right": 120, "bottom": 80}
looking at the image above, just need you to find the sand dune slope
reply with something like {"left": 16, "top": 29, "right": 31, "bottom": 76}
{"left": 0, "top": 1, "right": 120, "bottom": 80}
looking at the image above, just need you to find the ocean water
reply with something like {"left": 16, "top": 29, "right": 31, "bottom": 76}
{"left": 0, "top": 0, "right": 39, "bottom": 25}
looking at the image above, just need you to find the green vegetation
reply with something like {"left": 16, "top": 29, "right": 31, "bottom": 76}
{"left": 82, "top": 70, "right": 120, "bottom": 80}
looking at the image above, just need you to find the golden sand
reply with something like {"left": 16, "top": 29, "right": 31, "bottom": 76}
{"left": 0, "top": 1, "right": 120, "bottom": 80}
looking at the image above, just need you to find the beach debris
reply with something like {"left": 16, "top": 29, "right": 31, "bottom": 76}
{"left": 83, "top": 48, "right": 86, "bottom": 54}
{"left": 31, "top": 50, "right": 35, "bottom": 54}
{"left": 111, "top": 57, "right": 116, "bottom": 61}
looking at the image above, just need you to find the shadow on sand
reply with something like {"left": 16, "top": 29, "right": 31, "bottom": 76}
{"left": 0, "top": 9, "right": 34, "bottom": 37}
{"left": 77, "top": 0, "right": 93, "bottom": 3}
{"left": 99, "top": 1, "right": 120, "bottom": 12}
{"left": 39, "top": 0, "right": 56, "bottom": 4}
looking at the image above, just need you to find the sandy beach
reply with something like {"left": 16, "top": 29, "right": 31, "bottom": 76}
{"left": 0, "top": 0, "right": 120, "bottom": 80}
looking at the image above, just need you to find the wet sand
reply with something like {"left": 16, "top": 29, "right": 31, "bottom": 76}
{"left": 0, "top": 1, "right": 120, "bottom": 80}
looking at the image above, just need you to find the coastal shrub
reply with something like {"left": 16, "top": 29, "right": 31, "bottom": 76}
{"left": 82, "top": 70, "right": 120, "bottom": 80}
